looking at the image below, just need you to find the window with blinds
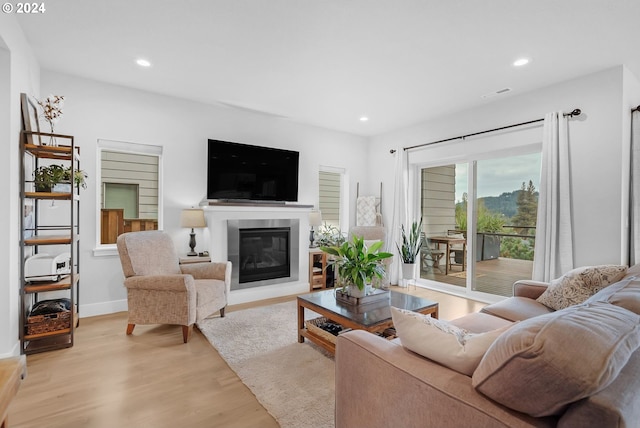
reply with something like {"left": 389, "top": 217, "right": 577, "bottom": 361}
{"left": 319, "top": 171, "right": 341, "bottom": 227}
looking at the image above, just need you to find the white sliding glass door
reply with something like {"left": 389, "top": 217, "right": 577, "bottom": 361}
{"left": 419, "top": 150, "right": 541, "bottom": 298}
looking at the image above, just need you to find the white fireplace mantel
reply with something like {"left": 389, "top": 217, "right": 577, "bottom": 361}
{"left": 202, "top": 203, "right": 314, "bottom": 305}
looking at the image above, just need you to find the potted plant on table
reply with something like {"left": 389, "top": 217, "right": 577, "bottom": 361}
{"left": 397, "top": 219, "right": 424, "bottom": 283}
{"left": 321, "top": 235, "right": 393, "bottom": 298}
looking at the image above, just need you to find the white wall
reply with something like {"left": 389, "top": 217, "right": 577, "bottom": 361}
{"left": 40, "top": 71, "right": 369, "bottom": 317}
{"left": 0, "top": 14, "right": 41, "bottom": 356}
{"left": 368, "top": 66, "right": 640, "bottom": 271}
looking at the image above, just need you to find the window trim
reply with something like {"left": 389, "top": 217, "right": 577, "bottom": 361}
{"left": 93, "top": 139, "right": 163, "bottom": 257}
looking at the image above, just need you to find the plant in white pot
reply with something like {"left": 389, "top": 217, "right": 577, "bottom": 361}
{"left": 321, "top": 235, "right": 392, "bottom": 298}
{"left": 397, "top": 219, "right": 424, "bottom": 284}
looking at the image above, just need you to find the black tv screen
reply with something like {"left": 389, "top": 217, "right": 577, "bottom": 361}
{"left": 207, "top": 139, "right": 299, "bottom": 202}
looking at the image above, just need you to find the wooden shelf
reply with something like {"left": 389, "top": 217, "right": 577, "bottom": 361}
{"left": 23, "top": 334, "right": 73, "bottom": 354}
{"left": 23, "top": 143, "right": 73, "bottom": 160}
{"left": 24, "top": 191, "right": 73, "bottom": 200}
{"left": 24, "top": 274, "right": 79, "bottom": 293}
{"left": 24, "top": 234, "right": 74, "bottom": 246}
{"left": 24, "top": 328, "right": 71, "bottom": 341}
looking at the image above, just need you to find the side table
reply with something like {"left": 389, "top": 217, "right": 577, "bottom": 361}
{"left": 179, "top": 255, "right": 211, "bottom": 264}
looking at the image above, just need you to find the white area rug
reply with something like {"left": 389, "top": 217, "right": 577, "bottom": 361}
{"left": 197, "top": 301, "right": 335, "bottom": 428}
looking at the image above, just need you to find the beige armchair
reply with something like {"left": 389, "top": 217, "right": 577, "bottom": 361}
{"left": 116, "top": 230, "right": 231, "bottom": 343}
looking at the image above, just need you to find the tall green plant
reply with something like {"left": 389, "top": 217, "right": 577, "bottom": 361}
{"left": 396, "top": 219, "right": 424, "bottom": 263}
{"left": 321, "top": 236, "right": 392, "bottom": 291}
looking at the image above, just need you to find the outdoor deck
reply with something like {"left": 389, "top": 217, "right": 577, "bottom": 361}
{"left": 420, "top": 257, "right": 534, "bottom": 297}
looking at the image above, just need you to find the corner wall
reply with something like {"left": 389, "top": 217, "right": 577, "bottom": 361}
{"left": 0, "top": 14, "right": 40, "bottom": 356}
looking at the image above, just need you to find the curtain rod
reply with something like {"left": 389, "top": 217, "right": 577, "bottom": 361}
{"left": 390, "top": 108, "right": 582, "bottom": 154}
{"left": 633, "top": 105, "right": 640, "bottom": 112}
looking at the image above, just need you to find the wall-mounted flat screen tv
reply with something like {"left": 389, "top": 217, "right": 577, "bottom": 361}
{"left": 207, "top": 139, "right": 299, "bottom": 202}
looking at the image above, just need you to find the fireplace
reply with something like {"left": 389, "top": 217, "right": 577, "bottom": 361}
{"left": 227, "top": 219, "right": 299, "bottom": 290}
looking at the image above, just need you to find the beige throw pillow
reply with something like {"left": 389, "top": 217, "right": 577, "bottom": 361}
{"left": 391, "top": 307, "right": 512, "bottom": 376}
{"left": 536, "top": 265, "right": 627, "bottom": 310}
{"left": 472, "top": 302, "right": 640, "bottom": 417}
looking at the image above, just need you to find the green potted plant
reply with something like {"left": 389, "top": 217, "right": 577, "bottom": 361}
{"left": 396, "top": 219, "right": 424, "bottom": 282}
{"left": 315, "top": 222, "right": 346, "bottom": 247}
{"left": 321, "top": 235, "right": 392, "bottom": 298}
{"left": 34, "top": 164, "right": 87, "bottom": 192}
{"left": 34, "top": 164, "right": 66, "bottom": 192}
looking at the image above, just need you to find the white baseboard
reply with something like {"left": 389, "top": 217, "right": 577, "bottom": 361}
{"left": 0, "top": 341, "right": 21, "bottom": 358}
{"left": 80, "top": 299, "right": 128, "bottom": 318}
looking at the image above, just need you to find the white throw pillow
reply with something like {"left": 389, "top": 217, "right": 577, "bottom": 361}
{"left": 390, "top": 307, "right": 512, "bottom": 376}
{"left": 536, "top": 265, "right": 628, "bottom": 311}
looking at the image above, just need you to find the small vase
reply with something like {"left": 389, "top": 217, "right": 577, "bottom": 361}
{"left": 46, "top": 123, "right": 57, "bottom": 147}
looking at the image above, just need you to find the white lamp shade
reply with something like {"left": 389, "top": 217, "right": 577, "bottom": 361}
{"left": 309, "top": 210, "right": 322, "bottom": 227}
{"left": 180, "top": 208, "right": 206, "bottom": 228}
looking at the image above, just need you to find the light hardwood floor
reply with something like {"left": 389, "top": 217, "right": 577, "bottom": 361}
{"left": 9, "top": 287, "right": 486, "bottom": 428}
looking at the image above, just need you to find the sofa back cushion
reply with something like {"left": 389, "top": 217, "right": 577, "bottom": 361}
{"left": 536, "top": 265, "right": 628, "bottom": 310}
{"left": 586, "top": 275, "right": 640, "bottom": 315}
{"left": 472, "top": 302, "right": 640, "bottom": 417}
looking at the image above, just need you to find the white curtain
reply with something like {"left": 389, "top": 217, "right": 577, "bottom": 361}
{"left": 532, "top": 112, "right": 574, "bottom": 281}
{"left": 631, "top": 110, "right": 640, "bottom": 265}
{"left": 389, "top": 148, "right": 409, "bottom": 285}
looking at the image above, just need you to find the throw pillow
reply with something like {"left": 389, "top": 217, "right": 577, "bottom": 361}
{"left": 472, "top": 302, "right": 640, "bottom": 417}
{"left": 390, "top": 307, "right": 512, "bottom": 376}
{"left": 536, "top": 265, "right": 628, "bottom": 310}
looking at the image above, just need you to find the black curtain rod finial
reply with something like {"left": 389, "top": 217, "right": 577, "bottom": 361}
{"left": 564, "top": 108, "right": 581, "bottom": 117}
{"left": 389, "top": 149, "right": 396, "bottom": 154}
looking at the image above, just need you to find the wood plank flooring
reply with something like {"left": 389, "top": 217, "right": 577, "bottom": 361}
{"left": 8, "top": 289, "right": 485, "bottom": 428}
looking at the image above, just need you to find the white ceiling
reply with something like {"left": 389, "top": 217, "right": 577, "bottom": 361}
{"left": 15, "top": 0, "right": 640, "bottom": 136}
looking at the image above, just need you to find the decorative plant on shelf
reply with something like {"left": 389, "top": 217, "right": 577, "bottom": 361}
{"left": 36, "top": 94, "right": 65, "bottom": 146}
{"left": 314, "top": 222, "right": 346, "bottom": 248}
{"left": 34, "top": 164, "right": 87, "bottom": 192}
{"left": 321, "top": 235, "right": 392, "bottom": 297}
{"left": 396, "top": 218, "right": 424, "bottom": 264}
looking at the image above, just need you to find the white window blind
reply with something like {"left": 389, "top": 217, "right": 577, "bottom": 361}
{"left": 319, "top": 171, "right": 341, "bottom": 227}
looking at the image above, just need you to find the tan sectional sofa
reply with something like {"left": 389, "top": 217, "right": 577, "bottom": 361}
{"left": 335, "top": 265, "right": 640, "bottom": 428}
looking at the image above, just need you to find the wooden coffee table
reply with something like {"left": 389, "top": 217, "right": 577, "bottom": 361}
{"left": 297, "top": 289, "right": 438, "bottom": 354}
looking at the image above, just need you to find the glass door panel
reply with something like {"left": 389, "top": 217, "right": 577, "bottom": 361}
{"left": 472, "top": 153, "right": 541, "bottom": 297}
{"left": 419, "top": 163, "right": 467, "bottom": 289}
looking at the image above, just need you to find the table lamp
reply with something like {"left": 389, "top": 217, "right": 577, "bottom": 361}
{"left": 180, "top": 208, "right": 206, "bottom": 256}
{"left": 309, "top": 210, "right": 322, "bottom": 248}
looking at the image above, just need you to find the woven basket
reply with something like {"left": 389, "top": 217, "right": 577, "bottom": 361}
{"left": 26, "top": 310, "right": 71, "bottom": 335}
{"left": 306, "top": 317, "right": 341, "bottom": 345}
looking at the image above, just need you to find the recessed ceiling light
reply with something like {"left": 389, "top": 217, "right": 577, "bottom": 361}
{"left": 136, "top": 58, "right": 152, "bottom": 67}
{"left": 513, "top": 58, "right": 530, "bottom": 67}
{"left": 359, "top": 116, "right": 369, "bottom": 122}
